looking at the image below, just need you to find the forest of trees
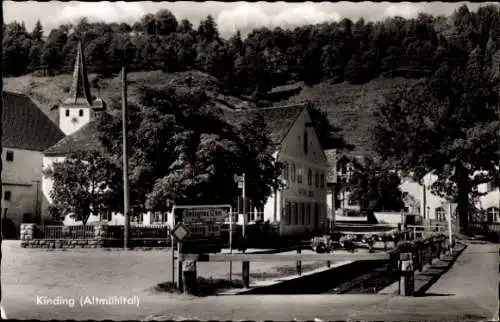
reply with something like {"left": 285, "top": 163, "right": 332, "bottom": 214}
{"left": 5, "top": 4, "right": 500, "bottom": 97}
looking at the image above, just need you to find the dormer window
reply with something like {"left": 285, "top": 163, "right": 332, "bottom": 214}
{"left": 65, "top": 109, "right": 70, "bottom": 117}
{"left": 79, "top": 109, "right": 84, "bottom": 117}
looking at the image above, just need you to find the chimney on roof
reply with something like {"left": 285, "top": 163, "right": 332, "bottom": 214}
{"left": 69, "top": 40, "right": 92, "bottom": 106}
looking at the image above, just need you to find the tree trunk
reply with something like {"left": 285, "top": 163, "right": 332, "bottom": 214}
{"left": 457, "top": 166, "right": 470, "bottom": 234}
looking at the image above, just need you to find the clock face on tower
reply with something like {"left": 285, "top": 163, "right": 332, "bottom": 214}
{"left": 71, "top": 117, "right": 79, "bottom": 124}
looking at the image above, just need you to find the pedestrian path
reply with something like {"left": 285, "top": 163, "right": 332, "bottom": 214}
{"left": 426, "top": 242, "right": 499, "bottom": 319}
{"left": 378, "top": 241, "right": 466, "bottom": 295}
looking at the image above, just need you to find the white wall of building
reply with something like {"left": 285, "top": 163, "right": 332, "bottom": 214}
{"left": 1, "top": 148, "right": 45, "bottom": 228}
{"left": 265, "top": 109, "right": 328, "bottom": 236}
{"left": 399, "top": 173, "right": 449, "bottom": 221}
{"left": 59, "top": 105, "right": 91, "bottom": 136}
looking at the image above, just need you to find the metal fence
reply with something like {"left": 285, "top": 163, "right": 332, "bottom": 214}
{"left": 42, "top": 225, "right": 95, "bottom": 239}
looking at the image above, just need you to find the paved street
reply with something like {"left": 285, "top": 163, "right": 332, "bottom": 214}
{"left": 0, "top": 241, "right": 323, "bottom": 320}
{"left": 2, "top": 241, "right": 498, "bottom": 320}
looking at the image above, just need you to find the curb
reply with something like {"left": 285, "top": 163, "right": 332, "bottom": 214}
{"left": 413, "top": 243, "right": 467, "bottom": 296}
{"left": 250, "top": 246, "right": 300, "bottom": 254}
{"left": 378, "top": 243, "right": 467, "bottom": 296}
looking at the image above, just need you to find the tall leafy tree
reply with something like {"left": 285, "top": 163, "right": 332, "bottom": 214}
{"left": 238, "top": 114, "right": 282, "bottom": 209}
{"left": 98, "top": 86, "right": 280, "bottom": 211}
{"left": 373, "top": 40, "right": 500, "bottom": 232}
{"left": 347, "top": 157, "right": 405, "bottom": 211}
{"left": 42, "top": 151, "right": 123, "bottom": 225}
{"left": 155, "top": 9, "right": 178, "bottom": 36}
{"left": 31, "top": 19, "right": 43, "bottom": 41}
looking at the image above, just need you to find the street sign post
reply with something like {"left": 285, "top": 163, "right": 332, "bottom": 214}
{"left": 172, "top": 223, "right": 191, "bottom": 291}
{"left": 172, "top": 204, "right": 234, "bottom": 284}
{"left": 172, "top": 223, "right": 191, "bottom": 243}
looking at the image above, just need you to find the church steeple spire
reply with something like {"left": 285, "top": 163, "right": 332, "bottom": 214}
{"left": 69, "top": 40, "right": 92, "bottom": 106}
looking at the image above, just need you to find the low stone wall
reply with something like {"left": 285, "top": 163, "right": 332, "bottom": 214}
{"left": 22, "top": 239, "right": 104, "bottom": 248}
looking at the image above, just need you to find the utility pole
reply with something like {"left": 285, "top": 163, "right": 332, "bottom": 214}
{"left": 422, "top": 178, "right": 427, "bottom": 226}
{"left": 122, "top": 66, "right": 130, "bottom": 250}
{"left": 497, "top": 79, "right": 500, "bottom": 216}
{"left": 0, "top": 1, "right": 4, "bottom": 314}
{"left": 241, "top": 173, "right": 250, "bottom": 288}
{"left": 242, "top": 173, "right": 247, "bottom": 238}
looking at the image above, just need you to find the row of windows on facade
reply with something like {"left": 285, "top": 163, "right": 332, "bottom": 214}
{"left": 65, "top": 109, "right": 85, "bottom": 117}
{"left": 282, "top": 161, "right": 325, "bottom": 188}
{"left": 283, "top": 201, "right": 321, "bottom": 226}
{"left": 434, "top": 206, "right": 500, "bottom": 223}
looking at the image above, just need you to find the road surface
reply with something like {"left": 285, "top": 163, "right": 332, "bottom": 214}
{"left": 2, "top": 241, "right": 497, "bottom": 320}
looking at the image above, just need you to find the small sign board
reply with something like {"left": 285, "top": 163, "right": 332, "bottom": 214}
{"left": 172, "top": 223, "right": 191, "bottom": 243}
{"left": 179, "top": 208, "right": 229, "bottom": 225}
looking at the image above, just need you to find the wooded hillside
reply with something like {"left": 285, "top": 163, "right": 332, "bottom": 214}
{"left": 4, "top": 4, "right": 500, "bottom": 154}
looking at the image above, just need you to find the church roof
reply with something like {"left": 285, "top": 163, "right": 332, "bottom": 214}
{"left": 65, "top": 41, "right": 93, "bottom": 106}
{"left": 44, "top": 119, "right": 103, "bottom": 156}
{"left": 223, "top": 104, "right": 306, "bottom": 147}
{"left": 3, "top": 92, "right": 65, "bottom": 151}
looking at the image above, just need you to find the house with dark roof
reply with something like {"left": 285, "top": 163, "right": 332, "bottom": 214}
{"left": 41, "top": 41, "right": 116, "bottom": 225}
{"left": 2, "top": 91, "right": 65, "bottom": 235}
{"left": 224, "top": 104, "right": 329, "bottom": 237}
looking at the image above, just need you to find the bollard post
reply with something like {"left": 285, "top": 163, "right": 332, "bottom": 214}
{"left": 296, "top": 246, "right": 302, "bottom": 276}
{"left": 182, "top": 260, "right": 197, "bottom": 295}
{"left": 399, "top": 252, "right": 415, "bottom": 296}
{"left": 327, "top": 260, "right": 331, "bottom": 268}
{"left": 242, "top": 261, "right": 250, "bottom": 288}
{"left": 177, "top": 242, "right": 184, "bottom": 293}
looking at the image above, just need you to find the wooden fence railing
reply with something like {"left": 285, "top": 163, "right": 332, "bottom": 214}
{"left": 175, "top": 232, "right": 451, "bottom": 296}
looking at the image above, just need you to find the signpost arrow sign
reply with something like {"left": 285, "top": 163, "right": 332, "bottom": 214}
{"left": 172, "top": 223, "right": 191, "bottom": 243}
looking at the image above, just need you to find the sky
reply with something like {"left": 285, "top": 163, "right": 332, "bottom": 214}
{"left": 4, "top": 1, "right": 497, "bottom": 38}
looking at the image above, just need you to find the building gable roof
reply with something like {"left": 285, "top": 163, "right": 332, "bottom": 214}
{"left": 223, "top": 104, "right": 306, "bottom": 147}
{"left": 44, "top": 119, "right": 103, "bottom": 156}
{"left": 3, "top": 91, "right": 65, "bottom": 151}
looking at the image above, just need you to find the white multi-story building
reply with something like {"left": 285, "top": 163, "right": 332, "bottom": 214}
{"left": 225, "top": 105, "right": 329, "bottom": 236}
{"left": 476, "top": 179, "right": 499, "bottom": 223}
{"left": 2, "top": 91, "right": 65, "bottom": 233}
{"left": 400, "top": 171, "right": 499, "bottom": 224}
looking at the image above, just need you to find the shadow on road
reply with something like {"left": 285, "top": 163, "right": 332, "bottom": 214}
{"left": 415, "top": 292, "right": 455, "bottom": 297}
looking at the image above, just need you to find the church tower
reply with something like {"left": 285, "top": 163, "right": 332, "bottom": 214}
{"left": 59, "top": 41, "right": 106, "bottom": 135}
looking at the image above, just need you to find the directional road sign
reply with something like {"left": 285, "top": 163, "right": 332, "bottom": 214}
{"left": 172, "top": 223, "right": 191, "bottom": 243}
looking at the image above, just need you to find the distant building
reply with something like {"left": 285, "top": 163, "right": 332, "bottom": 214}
{"left": 475, "top": 175, "right": 499, "bottom": 223}
{"left": 224, "top": 105, "right": 329, "bottom": 236}
{"left": 2, "top": 91, "right": 65, "bottom": 233}
{"left": 325, "top": 151, "right": 367, "bottom": 218}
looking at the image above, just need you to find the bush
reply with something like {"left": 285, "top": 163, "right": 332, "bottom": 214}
{"left": 152, "top": 278, "right": 244, "bottom": 297}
